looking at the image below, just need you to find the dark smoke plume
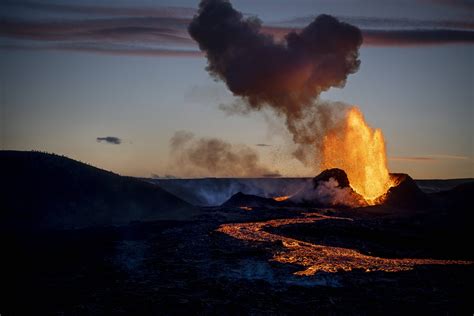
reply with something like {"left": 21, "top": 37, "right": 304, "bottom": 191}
{"left": 188, "top": 0, "right": 362, "bottom": 165}
{"left": 169, "top": 131, "right": 276, "bottom": 177}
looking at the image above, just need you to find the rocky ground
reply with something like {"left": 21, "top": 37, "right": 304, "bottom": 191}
{"left": 3, "top": 205, "right": 473, "bottom": 315}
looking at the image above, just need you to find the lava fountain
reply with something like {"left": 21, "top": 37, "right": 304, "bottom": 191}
{"left": 321, "top": 107, "right": 394, "bottom": 203}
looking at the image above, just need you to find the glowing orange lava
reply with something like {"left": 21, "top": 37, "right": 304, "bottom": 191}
{"left": 217, "top": 213, "right": 473, "bottom": 275}
{"left": 321, "top": 107, "right": 394, "bottom": 203}
{"left": 273, "top": 195, "right": 290, "bottom": 202}
{"left": 239, "top": 206, "right": 253, "bottom": 211}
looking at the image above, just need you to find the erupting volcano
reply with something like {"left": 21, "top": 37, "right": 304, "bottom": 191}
{"left": 2, "top": 0, "right": 472, "bottom": 313}
{"left": 187, "top": 0, "right": 401, "bottom": 205}
{"left": 321, "top": 107, "right": 394, "bottom": 202}
{"left": 187, "top": 0, "right": 398, "bottom": 198}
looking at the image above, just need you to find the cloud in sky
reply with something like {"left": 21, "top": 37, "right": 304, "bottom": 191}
{"left": 96, "top": 136, "right": 122, "bottom": 145}
{"left": 362, "top": 29, "right": 474, "bottom": 46}
{"left": 390, "top": 156, "right": 436, "bottom": 162}
{"left": 430, "top": 154, "right": 470, "bottom": 160}
{"left": 1, "top": 1, "right": 197, "bottom": 18}
{"left": 276, "top": 15, "right": 474, "bottom": 31}
{"left": 262, "top": 173, "right": 282, "bottom": 178}
{"left": 422, "top": 0, "right": 474, "bottom": 10}
{"left": 0, "top": 42, "right": 203, "bottom": 57}
{"left": 1, "top": 1, "right": 473, "bottom": 58}
{"left": 390, "top": 155, "right": 470, "bottom": 162}
{"left": 0, "top": 17, "right": 192, "bottom": 44}
{"left": 262, "top": 26, "right": 474, "bottom": 46}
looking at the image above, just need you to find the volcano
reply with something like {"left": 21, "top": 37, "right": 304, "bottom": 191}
{"left": 382, "top": 173, "right": 430, "bottom": 208}
{"left": 296, "top": 168, "right": 429, "bottom": 208}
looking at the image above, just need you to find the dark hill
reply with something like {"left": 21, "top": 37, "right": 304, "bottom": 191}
{"left": 383, "top": 173, "right": 430, "bottom": 209}
{"left": 0, "top": 151, "right": 197, "bottom": 230}
{"left": 221, "top": 192, "right": 281, "bottom": 208}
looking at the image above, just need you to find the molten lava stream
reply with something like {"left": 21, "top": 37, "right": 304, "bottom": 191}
{"left": 321, "top": 107, "right": 394, "bottom": 204}
{"left": 217, "top": 214, "right": 473, "bottom": 276}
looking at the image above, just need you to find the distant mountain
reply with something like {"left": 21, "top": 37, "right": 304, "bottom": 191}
{"left": 0, "top": 151, "right": 197, "bottom": 230}
{"left": 152, "top": 178, "right": 311, "bottom": 206}
{"left": 221, "top": 192, "right": 281, "bottom": 208}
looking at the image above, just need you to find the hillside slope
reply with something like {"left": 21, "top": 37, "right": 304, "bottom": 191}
{"left": 1, "top": 151, "right": 197, "bottom": 230}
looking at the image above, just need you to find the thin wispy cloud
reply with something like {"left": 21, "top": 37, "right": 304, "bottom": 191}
{"left": 421, "top": 0, "right": 474, "bottom": 10}
{"left": 429, "top": 154, "right": 470, "bottom": 160}
{"left": 275, "top": 15, "right": 474, "bottom": 30}
{"left": 362, "top": 29, "right": 474, "bottom": 46}
{"left": 0, "top": 17, "right": 192, "bottom": 44}
{"left": 263, "top": 173, "right": 282, "bottom": 178}
{"left": 1, "top": 1, "right": 196, "bottom": 18}
{"left": 1, "top": 1, "right": 473, "bottom": 58}
{"left": 390, "top": 154, "right": 470, "bottom": 162}
{"left": 390, "top": 156, "right": 436, "bottom": 162}
{"left": 263, "top": 26, "right": 474, "bottom": 46}
{"left": 0, "top": 42, "right": 202, "bottom": 57}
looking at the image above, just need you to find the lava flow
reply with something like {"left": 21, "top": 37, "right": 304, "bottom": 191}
{"left": 321, "top": 107, "right": 394, "bottom": 203}
{"left": 217, "top": 213, "right": 472, "bottom": 276}
{"left": 273, "top": 195, "right": 290, "bottom": 202}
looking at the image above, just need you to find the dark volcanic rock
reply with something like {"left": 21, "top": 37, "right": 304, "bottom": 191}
{"left": 433, "top": 181, "right": 474, "bottom": 212}
{"left": 384, "top": 173, "right": 429, "bottom": 209}
{"left": 221, "top": 192, "right": 280, "bottom": 208}
{"left": 313, "top": 168, "right": 350, "bottom": 188}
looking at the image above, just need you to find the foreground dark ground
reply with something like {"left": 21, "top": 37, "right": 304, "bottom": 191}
{"left": 3, "top": 204, "right": 473, "bottom": 315}
{"left": 2, "top": 151, "right": 473, "bottom": 314}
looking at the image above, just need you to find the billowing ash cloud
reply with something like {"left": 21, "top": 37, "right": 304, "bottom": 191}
{"left": 188, "top": 0, "right": 362, "bottom": 165}
{"left": 189, "top": 0, "right": 361, "bottom": 104}
{"left": 169, "top": 131, "right": 276, "bottom": 177}
{"left": 96, "top": 136, "right": 122, "bottom": 144}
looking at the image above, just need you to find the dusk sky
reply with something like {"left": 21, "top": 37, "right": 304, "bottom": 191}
{"left": 1, "top": 0, "right": 473, "bottom": 179}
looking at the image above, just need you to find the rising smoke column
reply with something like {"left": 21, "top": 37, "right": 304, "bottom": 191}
{"left": 188, "top": 0, "right": 363, "bottom": 165}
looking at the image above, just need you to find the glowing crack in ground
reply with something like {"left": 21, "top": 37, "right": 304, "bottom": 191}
{"left": 217, "top": 213, "right": 472, "bottom": 276}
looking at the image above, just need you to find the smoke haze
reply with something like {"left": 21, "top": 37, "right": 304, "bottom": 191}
{"left": 169, "top": 131, "right": 277, "bottom": 177}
